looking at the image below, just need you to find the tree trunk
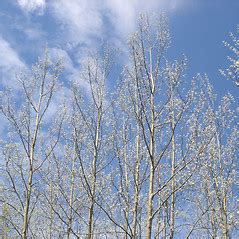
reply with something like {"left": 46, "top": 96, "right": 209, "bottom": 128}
{"left": 132, "top": 133, "right": 140, "bottom": 238}
{"left": 87, "top": 108, "right": 101, "bottom": 239}
{"left": 146, "top": 48, "right": 155, "bottom": 239}
{"left": 22, "top": 113, "right": 39, "bottom": 239}
{"left": 169, "top": 83, "right": 176, "bottom": 239}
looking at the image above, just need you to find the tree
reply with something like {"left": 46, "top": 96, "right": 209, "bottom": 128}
{"left": 0, "top": 51, "right": 64, "bottom": 238}
{"left": 185, "top": 76, "right": 238, "bottom": 238}
{"left": 71, "top": 50, "right": 115, "bottom": 238}
{"left": 110, "top": 15, "right": 216, "bottom": 238}
{"left": 220, "top": 26, "right": 239, "bottom": 87}
{"left": 0, "top": 15, "right": 238, "bottom": 239}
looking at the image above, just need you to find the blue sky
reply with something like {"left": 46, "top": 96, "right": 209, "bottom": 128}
{"left": 0, "top": 0, "right": 238, "bottom": 99}
{"left": 0, "top": 2, "right": 238, "bottom": 237}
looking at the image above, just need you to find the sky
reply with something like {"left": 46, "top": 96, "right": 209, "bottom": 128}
{"left": 0, "top": 1, "right": 238, "bottom": 237}
{"left": 0, "top": 0, "right": 238, "bottom": 104}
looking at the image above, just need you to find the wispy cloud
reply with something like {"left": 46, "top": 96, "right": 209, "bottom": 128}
{"left": 105, "top": 0, "right": 193, "bottom": 37}
{"left": 11, "top": 0, "right": 193, "bottom": 84}
{"left": 0, "top": 36, "right": 27, "bottom": 137}
{"left": 49, "top": 0, "right": 103, "bottom": 46}
{"left": 16, "top": 0, "right": 46, "bottom": 14}
{"left": 0, "top": 36, "right": 26, "bottom": 88}
{"left": 14, "top": 0, "right": 191, "bottom": 53}
{"left": 48, "top": 47, "right": 90, "bottom": 90}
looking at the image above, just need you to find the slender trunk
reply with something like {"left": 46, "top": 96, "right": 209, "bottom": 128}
{"left": 49, "top": 180, "right": 53, "bottom": 239}
{"left": 163, "top": 205, "right": 168, "bottom": 238}
{"left": 124, "top": 130, "right": 129, "bottom": 238}
{"left": 222, "top": 196, "right": 229, "bottom": 239}
{"left": 3, "top": 203, "right": 9, "bottom": 239}
{"left": 132, "top": 132, "right": 140, "bottom": 238}
{"left": 146, "top": 163, "right": 154, "bottom": 239}
{"left": 132, "top": 78, "right": 141, "bottom": 239}
{"left": 87, "top": 152, "right": 97, "bottom": 239}
{"left": 169, "top": 84, "right": 176, "bottom": 239}
{"left": 216, "top": 132, "right": 228, "bottom": 239}
{"left": 87, "top": 108, "right": 101, "bottom": 239}
{"left": 211, "top": 207, "right": 217, "bottom": 238}
{"left": 67, "top": 154, "right": 76, "bottom": 239}
{"left": 146, "top": 48, "right": 155, "bottom": 239}
{"left": 22, "top": 113, "right": 39, "bottom": 239}
{"left": 156, "top": 167, "right": 162, "bottom": 238}
{"left": 169, "top": 147, "right": 175, "bottom": 239}
{"left": 22, "top": 162, "right": 34, "bottom": 238}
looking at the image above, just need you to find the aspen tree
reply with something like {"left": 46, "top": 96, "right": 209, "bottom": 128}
{"left": 0, "top": 52, "right": 64, "bottom": 238}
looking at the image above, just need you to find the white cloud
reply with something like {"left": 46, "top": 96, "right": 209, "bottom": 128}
{"left": 49, "top": 0, "right": 104, "bottom": 48}
{"left": 44, "top": 47, "right": 93, "bottom": 122}
{"left": 0, "top": 36, "right": 26, "bottom": 88}
{"left": 14, "top": 0, "right": 191, "bottom": 56}
{"left": 0, "top": 37, "right": 27, "bottom": 138}
{"left": 12, "top": 0, "right": 192, "bottom": 75}
{"left": 105, "top": 0, "right": 191, "bottom": 37}
{"left": 17, "top": 0, "right": 46, "bottom": 14}
{"left": 23, "top": 26, "right": 45, "bottom": 39}
{"left": 46, "top": 0, "right": 190, "bottom": 53}
{"left": 48, "top": 47, "right": 90, "bottom": 90}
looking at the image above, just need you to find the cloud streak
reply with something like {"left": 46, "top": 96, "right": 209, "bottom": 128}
{"left": 13, "top": 0, "right": 192, "bottom": 57}
{"left": 10, "top": 0, "right": 193, "bottom": 87}
{"left": 0, "top": 36, "right": 26, "bottom": 88}
{"left": 48, "top": 0, "right": 181, "bottom": 43}
{"left": 49, "top": 0, "right": 104, "bottom": 49}
{"left": 17, "top": 0, "right": 46, "bottom": 14}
